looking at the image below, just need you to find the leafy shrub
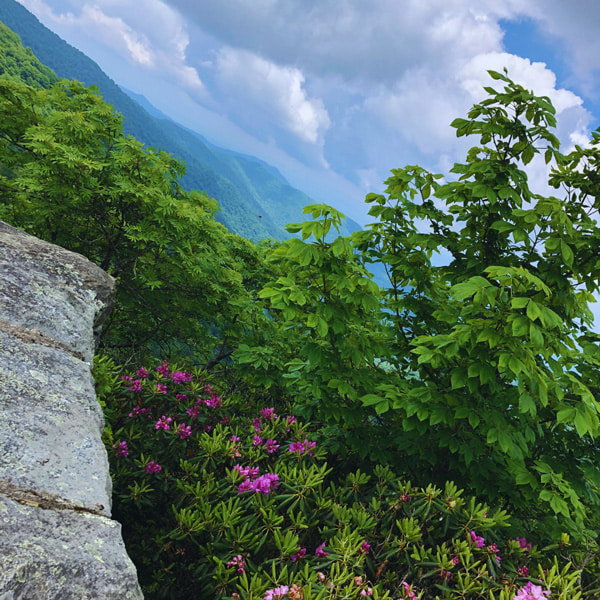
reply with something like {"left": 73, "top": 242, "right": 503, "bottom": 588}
{"left": 99, "top": 357, "right": 585, "bottom": 599}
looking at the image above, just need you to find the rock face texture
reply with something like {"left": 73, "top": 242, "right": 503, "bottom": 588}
{"left": 0, "top": 221, "right": 143, "bottom": 599}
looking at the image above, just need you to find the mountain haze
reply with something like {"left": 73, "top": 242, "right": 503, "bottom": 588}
{"left": 0, "top": 0, "right": 361, "bottom": 240}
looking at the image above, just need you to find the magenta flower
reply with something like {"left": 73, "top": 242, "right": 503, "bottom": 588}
{"left": 265, "top": 439, "right": 280, "bottom": 453}
{"left": 232, "top": 464, "right": 260, "bottom": 480}
{"left": 136, "top": 367, "right": 148, "bottom": 379}
{"left": 237, "top": 472, "right": 279, "bottom": 495}
{"left": 264, "top": 585, "right": 289, "bottom": 600}
{"left": 129, "top": 379, "right": 142, "bottom": 392}
{"left": 155, "top": 415, "right": 172, "bottom": 431}
{"left": 401, "top": 582, "right": 418, "bottom": 600}
{"left": 452, "top": 556, "right": 459, "bottom": 565}
{"left": 315, "top": 543, "right": 329, "bottom": 558}
{"left": 289, "top": 438, "right": 317, "bottom": 456}
{"left": 290, "top": 547, "right": 306, "bottom": 562}
{"left": 171, "top": 371, "right": 192, "bottom": 384}
{"left": 469, "top": 531, "right": 485, "bottom": 548}
{"left": 145, "top": 460, "right": 162, "bottom": 474}
{"left": 359, "top": 541, "right": 371, "bottom": 555}
{"left": 516, "top": 537, "right": 532, "bottom": 554}
{"left": 205, "top": 394, "right": 222, "bottom": 408}
{"left": 156, "top": 361, "right": 170, "bottom": 377}
{"left": 186, "top": 406, "right": 200, "bottom": 419}
{"left": 512, "top": 581, "right": 551, "bottom": 600}
{"left": 517, "top": 566, "right": 529, "bottom": 576}
{"left": 253, "top": 434, "right": 263, "bottom": 446}
{"left": 175, "top": 393, "right": 187, "bottom": 402}
{"left": 128, "top": 406, "right": 150, "bottom": 418}
{"left": 260, "top": 407, "right": 278, "bottom": 420}
{"left": 178, "top": 423, "right": 192, "bottom": 440}
{"left": 226, "top": 554, "right": 245, "bottom": 575}
{"left": 253, "top": 417, "right": 263, "bottom": 432}
{"left": 114, "top": 440, "right": 129, "bottom": 458}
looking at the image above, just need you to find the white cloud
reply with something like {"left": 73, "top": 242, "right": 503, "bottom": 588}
{"left": 460, "top": 52, "right": 583, "bottom": 114}
{"left": 17, "top": 0, "right": 205, "bottom": 92}
{"left": 216, "top": 48, "right": 330, "bottom": 145}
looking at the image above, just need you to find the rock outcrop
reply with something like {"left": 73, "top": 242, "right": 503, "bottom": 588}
{"left": 0, "top": 221, "right": 143, "bottom": 599}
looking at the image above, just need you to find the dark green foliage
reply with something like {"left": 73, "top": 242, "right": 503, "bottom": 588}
{"left": 241, "top": 71, "right": 600, "bottom": 566}
{"left": 0, "top": 22, "right": 56, "bottom": 89}
{"left": 99, "top": 357, "right": 583, "bottom": 599}
{"left": 0, "top": 76, "right": 272, "bottom": 360}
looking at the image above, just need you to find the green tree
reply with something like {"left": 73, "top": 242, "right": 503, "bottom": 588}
{"left": 250, "top": 71, "right": 600, "bottom": 549}
{"left": 0, "top": 76, "right": 272, "bottom": 361}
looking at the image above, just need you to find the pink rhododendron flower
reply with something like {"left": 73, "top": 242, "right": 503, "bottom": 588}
{"left": 145, "top": 460, "right": 162, "bottom": 474}
{"left": 253, "top": 434, "right": 263, "bottom": 446}
{"left": 360, "top": 589, "right": 373, "bottom": 597}
{"left": 264, "top": 585, "right": 289, "bottom": 600}
{"left": 237, "top": 472, "right": 279, "bottom": 495}
{"left": 178, "top": 423, "right": 192, "bottom": 440}
{"left": 175, "top": 393, "right": 187, "bottom": 402}
{"left": 128, "top": 406, "right": 150, "bottom": 418}
{"left": 265, "top": 439, "right": 280, "bottom": 453}
{"left": 359, "top": 541, "right": 371, "bottom": 555}
{"left": 401, "top": 581, "right": 418, "bottom": 599}
{"left": 205, "top": 394, "right": 222, "bottom": 408}
{"left": 156, "top": 383, "right": 167, "bottom": 394}
{"left": 171, "top": 371, "right": 192, "bottom": 384}
{"left": 129, "top": 379, "right": 143, "bottom": 392}
{"left": 290, "top": 547, "right": 306, "bottom": 562}
{"left": 315, "top": 543, "right": 329, "bottom": 557}
{"left": 516, "top": 537, "right": 532, "bottom": 554}
{"left": 186, "top": 406, "right": 200, "bottom": 419}
{"left": 260, "top": 407, "right": 278, "bottom": 420}
{"left": 469, "top": 531, "right": 485, "bottom": 548}
{"left": 289, "top": 438, "right": 317, "bottom": 456}
{"left": 512, "top": 581, "right": 551, "bottom": 599}
{"left": 226, "top": 554, "right": 245, "bottom": 574}
{"left": 155, "top": 415, "right": 172, "bottom": 431}
{"left": 156, "top": 361, "right": 170, "bottom": 377}
{"left": 115, "top": 440, "right": 129, "bottom": 458}
{"left": 136, "top": 367, "right": 148, "bottom": 379}
{"left": 253, "top": 417, "right": 263, "bottom": 432}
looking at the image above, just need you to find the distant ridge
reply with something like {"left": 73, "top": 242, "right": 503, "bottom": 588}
{"left": 0, "top": 0, "right": 361, "bottom": 240}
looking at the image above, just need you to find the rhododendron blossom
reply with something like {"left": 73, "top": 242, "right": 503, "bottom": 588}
{"left": 145, "top": 460, "right": 162, "bottom": 474}
{"left": 178, "top": 423, "right": 192, "bottom": 439}
{"left": 264, "top": 585, "right": 289, "bottom": 600}
{"left": 155, "top": 415, "right": 172, "bottom": 431}
{"left": 469, "top": 531, "right": 485, "bottom": 548}
{"left": 512, "top": 581, "right": 551, "bottom": 600}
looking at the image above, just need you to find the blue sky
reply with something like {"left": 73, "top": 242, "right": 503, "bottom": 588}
{"left": 16, "top": 1, "right": 600, "bottom": 225}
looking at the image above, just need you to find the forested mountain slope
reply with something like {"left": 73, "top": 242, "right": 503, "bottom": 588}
{"left": 0, "top": 0, "right": 360, "bottom": 239}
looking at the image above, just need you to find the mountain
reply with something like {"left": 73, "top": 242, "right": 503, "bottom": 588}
{"left": 0, "top": 0, "right": 361, "bottom": 240}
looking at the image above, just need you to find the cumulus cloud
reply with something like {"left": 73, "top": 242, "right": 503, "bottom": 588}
{"left": 215, "top": 47, "right": 330, "bottom": 145}
{"left": 17, "top": 0, "right": 205, "bottom": 91}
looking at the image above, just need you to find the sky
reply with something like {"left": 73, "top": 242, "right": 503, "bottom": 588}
{"left": 14, "top": 0, "right": 600, "bottom": 226}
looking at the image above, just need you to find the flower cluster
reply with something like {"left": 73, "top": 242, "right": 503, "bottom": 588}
{"left": 101, "top": 360, "right": 583, "bottom": 600}
{"left": 288, "top": 438, "right": 316, "bottom": 456}
{"left": 512, "top": 581, "right": 551, "bottom": 600}
{"left": 226, "top": 554, "right": 245, "bottom": 575}
{"left": 264, "top": 585, "right": 289, "bottom": 600}
{"left": 234, "top": 464, "right": 280, "bottom": 495}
